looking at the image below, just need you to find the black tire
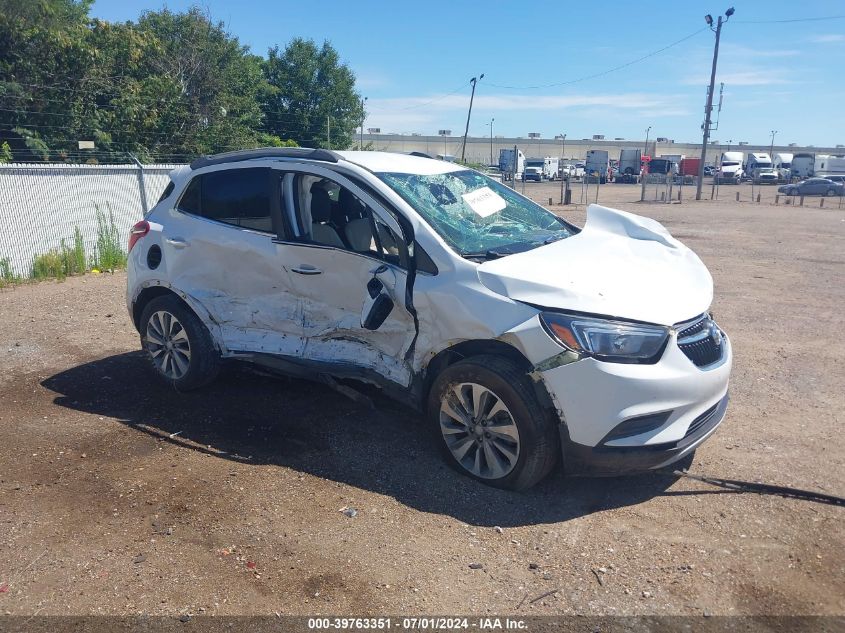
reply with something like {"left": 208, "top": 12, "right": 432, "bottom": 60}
{"left": 427, "top": 355, "right": 559, "bottom": 490}
{"left": 139, "top": 294, "right": 220, "bottom": 390}
{"left": 826, "top": 188, "right": 836, "bottom": 196}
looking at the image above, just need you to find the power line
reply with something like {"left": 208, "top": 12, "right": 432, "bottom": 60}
{"left": 486, "top": 27, "right": 707, "bottom": 90}
{"left": 733, "top": 14, "right": 845, "bottom": 24}
{"left": 366, "top": 80, "right": 470, "bottom": 112}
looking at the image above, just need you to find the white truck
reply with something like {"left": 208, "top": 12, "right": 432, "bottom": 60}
{"left": 745, "top": 153, "right": 777, "bottom": 184}
{"left": 716, "top": 151, "right": 744, "bottom": 184}
{"left": 523, "top": 157, "right": 559, "bottom": 181}
{"left": 773, "top": 153, "right": 793, "bottom": 183}
{"left": 814, "top": 154, "right": 845, "bottom": 177}
{"left": 498, "top": 148, "right": 525, "bottom": 181}
{"left": 791, "top": 153, "right": 815, "bottom": 180}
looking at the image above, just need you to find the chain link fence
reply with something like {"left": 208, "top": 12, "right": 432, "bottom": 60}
{"left": 0, "top": 163, "right": 179, "bottom": 278}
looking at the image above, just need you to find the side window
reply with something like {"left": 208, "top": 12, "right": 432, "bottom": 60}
{"left": 178, "top": 177, "right": 201, "bottom": 215}
{"left": 177, "top": 168, "right": 274, "bottom": 233}
{"left": 202, "top": 168, "right": 272, "bottom": 232}
{"left": 296, "top": 175, "right": 405, "bottom": 266}
{"left": 157, "top": 180, "right": 175, "bottom": 204}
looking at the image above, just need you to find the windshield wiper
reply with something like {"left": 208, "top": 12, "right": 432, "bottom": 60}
{"left": 462, "top": 249, "right": 510, "bottom": 261}
{"left": 543, "top": 233, "right": 568, "bottom": 245}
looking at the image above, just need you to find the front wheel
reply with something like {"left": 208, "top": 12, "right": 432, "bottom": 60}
{"left": 428, "top": 355, "right": 559, "bottom": 490}
{"left": 826, "top": 188, "right": 837, "bottom": 196}
{"left": 139, "top": 295, "right": 220, "bottom": 390}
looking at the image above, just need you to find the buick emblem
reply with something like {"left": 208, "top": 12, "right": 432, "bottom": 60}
{"left": 708, "top": 320, "right": 723, "bottom": 345}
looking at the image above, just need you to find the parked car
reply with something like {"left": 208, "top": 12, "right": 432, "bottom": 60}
{"left": 755, "top": 169, "right": 779, "bottom": 185}
{"left": 778, "top": 178, "right": 845, "bottom": 196}
{"left": 523, "top": 165, "right": 543, "bottom": 182}
{"left": 127, "top": 148, "right": 732, "bottom": 490}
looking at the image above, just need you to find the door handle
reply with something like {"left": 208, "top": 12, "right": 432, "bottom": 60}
{"left": 165, "top": 237, "right": 189, "bottom": 249}
{"left": 291, "top": 264, "right": 322, "bottom": 275}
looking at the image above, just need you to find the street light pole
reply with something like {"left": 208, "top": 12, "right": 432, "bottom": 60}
{"left": 643, "top": 126, "right": 651, "bottom": 157}
{"left": 769, "top": 129, "right": 777, "bottom": 158}
{"left": 559, "top": 133, "right": 567, "bottom": 205}
{"left": 489, "top": 117, "right": 495, "bottom": 166}
{"left": 696, "top": 8, "right": 734, "bottom": 201}
{"left": 461, "top": 73, "right": 483, "bottom": 163}
{"left": 359, "top": 96, "right": 367, "bottom": 150}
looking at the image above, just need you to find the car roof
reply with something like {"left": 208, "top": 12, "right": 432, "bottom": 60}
{"left": 173, "top": 149, "right": 469, "bottom": 185}
{"left": 336, "top": 151, "right": 466, "bottom": 175}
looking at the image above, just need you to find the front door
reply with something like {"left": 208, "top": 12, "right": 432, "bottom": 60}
{"left": 272, "top": 164, "right": 417, "bottom": 387}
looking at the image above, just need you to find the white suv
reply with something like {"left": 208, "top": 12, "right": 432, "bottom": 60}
{"left": 127, "top": 148, "right": 732, "bottom": 490}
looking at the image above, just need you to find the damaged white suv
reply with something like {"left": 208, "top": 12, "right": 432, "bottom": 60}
{"left": 127, "top": 148, "right": 731, "bottom": 490}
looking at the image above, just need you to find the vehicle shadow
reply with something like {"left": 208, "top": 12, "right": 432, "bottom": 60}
{"left": 42, "top": 352, "right": 693, "bottom": 527}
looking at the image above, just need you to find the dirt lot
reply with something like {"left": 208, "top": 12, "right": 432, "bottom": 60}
{"left": 1, "top": 184, "right": 843, "bottom": 618}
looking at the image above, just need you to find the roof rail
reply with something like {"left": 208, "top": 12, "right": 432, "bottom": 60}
{"left": 190, "top": 147, "right": 340, "bottom": 170}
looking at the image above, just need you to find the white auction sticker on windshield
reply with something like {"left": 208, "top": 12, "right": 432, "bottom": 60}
{"left": 462, "top": 186, "right": 506, "bottom": 218}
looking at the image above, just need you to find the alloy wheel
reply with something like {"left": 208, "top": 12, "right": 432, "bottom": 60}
{"left": 145, "top": 310, "right": 192, "bottom": 380}
{"left": 439, "top": 382, "right": 520, "bottom": 479}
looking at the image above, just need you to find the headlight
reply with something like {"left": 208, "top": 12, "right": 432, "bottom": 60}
{"left": 540, "top": 312, "right": 669, "bottom": 363}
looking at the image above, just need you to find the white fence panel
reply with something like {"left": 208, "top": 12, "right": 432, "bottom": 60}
{"left": 0, "top": 163, "right": 181, "bottom": 277}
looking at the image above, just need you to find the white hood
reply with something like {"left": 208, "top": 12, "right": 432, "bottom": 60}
{"left": 476, "top": 204, "right": 713, "bottom": 326}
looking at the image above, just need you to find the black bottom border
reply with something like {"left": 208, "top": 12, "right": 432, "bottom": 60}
{"left": 0, "top": 616, "right": 842, "bottom": 633}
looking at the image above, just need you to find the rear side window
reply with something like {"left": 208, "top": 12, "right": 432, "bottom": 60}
{"left": 177, "top": 168, "right": 274, "bottom": 233}
{"left": 178, "top": 178, "right": 201, "bottom": 214}
{"left": 157, "top": 181, "right": 175, "bottom": 204}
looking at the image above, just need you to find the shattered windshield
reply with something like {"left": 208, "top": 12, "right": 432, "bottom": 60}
{"left": 378, "top": 169, "right": 573, "bottom": 258}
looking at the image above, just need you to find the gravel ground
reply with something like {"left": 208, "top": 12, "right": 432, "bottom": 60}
{"left": 0, "top": 184, "right": 843, "bottom": 617}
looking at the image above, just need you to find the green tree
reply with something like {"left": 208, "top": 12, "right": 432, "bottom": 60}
{"left": 262, "top": 38, "right": 361, "bottom": 150}
{"left": 130, "top": 8, "right": 271, "bottom": 160}
{"left": 0, "top": 0, "right": 94, "bottom": 161}
{"left": 0, "top": 140, "right": 12, "bottom": 162}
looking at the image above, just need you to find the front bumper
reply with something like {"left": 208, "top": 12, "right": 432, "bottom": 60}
{"left": 536, "top": 326, "right": 732, "bottom": 475}
{"left": 561, "top": 392, "right": 728, "bottom": 475}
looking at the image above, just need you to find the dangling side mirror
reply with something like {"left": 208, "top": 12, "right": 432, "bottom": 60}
{"left": 361, "top": 276, "right": 394, "bottom": 331}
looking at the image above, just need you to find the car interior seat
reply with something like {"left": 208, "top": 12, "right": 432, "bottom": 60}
{"left": 310, "top": 187, "right": 344, "bottom": 248}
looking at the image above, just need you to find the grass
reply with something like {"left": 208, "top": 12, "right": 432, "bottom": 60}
{"left": 21, "top": 203, "right": 129, "bottom": 283}
{"left": 61, "top": 227, "right": 87, "bottom": 276}
{"left": 32, "top": 250, "right": 66, "bottom": 280}
{"left": 92, "top": 203, "right": 127, "bottom": 271}
{"left": 0, "top": 257, "right": 20, "bottom": 288}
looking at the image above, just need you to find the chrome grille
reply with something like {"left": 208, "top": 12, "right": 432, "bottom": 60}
{"left": 676, "top": 314, "right": 724, "bottom": 368}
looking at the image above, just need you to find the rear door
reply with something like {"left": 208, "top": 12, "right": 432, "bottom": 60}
{"left": 271, "top": 163, "right": 418, "bottom": 387}
{"left": 161, "top": 166, "right": 304, "bottom": 356}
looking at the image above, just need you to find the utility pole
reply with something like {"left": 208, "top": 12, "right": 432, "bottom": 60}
{"left": 559, "top": 133, "right": 567, "bottom": 205}
{"left": 359, "top": 96, "right": 367, "bottom": 150}
{"left": 769, "top": 129, "right": 777, "bottom": 158}
{"left": 489, "top": 117, "right": 495, "bottom": 166}
{"left": 643, "top": 126, "right": 651, "bottom": 157}
{"left": 460, "top": 74, "right": 484, "bottom": 162}
{"left": 696, "top": 8, "right": 734, "bottom": 201}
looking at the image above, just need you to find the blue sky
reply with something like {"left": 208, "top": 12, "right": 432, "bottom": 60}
{"left": 91, "top": 1, "right": 845, "bottom": 146}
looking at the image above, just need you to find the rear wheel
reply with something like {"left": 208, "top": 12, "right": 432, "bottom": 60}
{"left": 139, "top": 295, "right": 219, "bottom": 390}
{"left": 428, "top": 355, "right": 559, "bottom": 490}
{"left": 826, "top": 188, "right": 836, "bottom": 196}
